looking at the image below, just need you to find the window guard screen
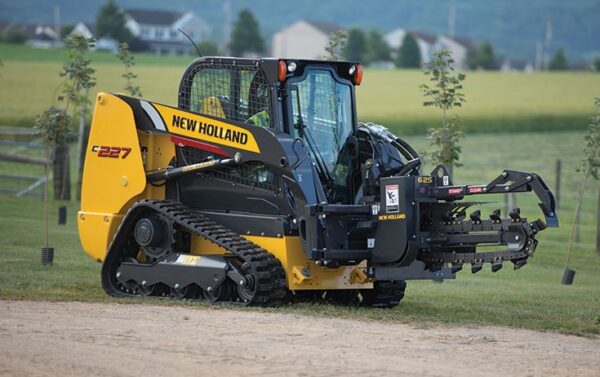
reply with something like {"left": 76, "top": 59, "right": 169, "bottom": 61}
{"left": 179, "top": 62, "right": 272, "bottom": 127}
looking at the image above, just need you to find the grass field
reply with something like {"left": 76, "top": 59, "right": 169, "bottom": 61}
{"left": 1, "top": 131, "right": 599, "bottom": 336}
{"left": 1, "top": 43, "right": 599, "bottom": 133}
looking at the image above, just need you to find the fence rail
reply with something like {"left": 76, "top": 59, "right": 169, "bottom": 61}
{"left": 0, "top": 126, "right": 46, "bottom": 198}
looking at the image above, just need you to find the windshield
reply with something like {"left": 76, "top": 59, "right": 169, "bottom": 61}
{"left": 290, "top": 69, "right": 354, "bottom": 186}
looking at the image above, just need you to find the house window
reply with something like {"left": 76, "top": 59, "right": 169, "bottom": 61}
{"left": 141, "top": 27, "right": 150, "bottom": 38}
{"left": 170, "top": 30, "right": 178, "bottom": 39}
{"left": 155, "top": 28, "right": 165, "bottom": 39}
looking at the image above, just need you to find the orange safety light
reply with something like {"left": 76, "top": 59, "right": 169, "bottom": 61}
{"left": 278, "top": 60, "right": 287, "bottom": 81}
{"left": 354, "top": 64, "right": 363, "bottom": 85}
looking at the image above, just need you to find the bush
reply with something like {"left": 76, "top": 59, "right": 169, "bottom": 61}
{"left": 128, "top": 38, "right": 150, "bottom": 52}
{"left": 3, "top": 27, "right": 29, "bottom": 44}
{"left": 196, "top": 40, "right": 219, "bottom": 56}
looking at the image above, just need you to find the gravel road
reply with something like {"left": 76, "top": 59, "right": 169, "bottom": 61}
{"left": 0, "top": 300, "right": 598, "bottom": 377}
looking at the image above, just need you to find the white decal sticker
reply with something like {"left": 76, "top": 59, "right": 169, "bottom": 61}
{"left": 385, "top": 184, "right": 399, "bottom": 213}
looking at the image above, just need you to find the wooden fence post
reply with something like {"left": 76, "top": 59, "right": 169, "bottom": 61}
{"left": 555, "top": 159, "right": 561, "bottom": 209}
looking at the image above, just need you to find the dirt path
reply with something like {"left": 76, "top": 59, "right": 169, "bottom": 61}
{"left": 0, "top": 300, "right": 598, "bottom": 377}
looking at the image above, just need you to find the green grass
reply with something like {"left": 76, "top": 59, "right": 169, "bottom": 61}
{"left": 0, "top": 42, "right": 191, "bottom": 65}
{"left": 0, "top": 43, "right": 599, "bottom": 133}
{"left": 1, "top": 131, "right": 599, "bottom": 336}
{"left": 358, "top": 69, "right": 600, "bottom": 134}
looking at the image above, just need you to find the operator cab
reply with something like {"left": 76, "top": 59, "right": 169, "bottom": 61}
{"left": 177, "top": 57, "right": 365, "bottom": 207}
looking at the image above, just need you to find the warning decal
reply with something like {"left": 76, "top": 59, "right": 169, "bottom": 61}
{"left": 176, "top": 255, "right": 202, "bottom": 266}
{"left": 385, "top": 184, "right": 399, "bottom": 213}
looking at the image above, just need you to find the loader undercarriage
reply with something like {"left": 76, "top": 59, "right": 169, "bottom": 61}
{"left": 102, "top": 200, "right": 288, "bottom": 306}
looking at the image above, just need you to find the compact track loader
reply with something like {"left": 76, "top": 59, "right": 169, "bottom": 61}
{"left": 78, "top": 57, "right": 558, "bottom": 307}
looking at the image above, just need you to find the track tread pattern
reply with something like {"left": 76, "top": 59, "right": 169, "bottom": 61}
{"left": 360, "top": 281, "right": 407, "bottom": 309}
{"left": 102, "top": 199, "right": 287, "bottom": 306}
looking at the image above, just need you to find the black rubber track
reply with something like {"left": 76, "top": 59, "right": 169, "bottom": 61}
{"left": 101, "top": 200, "right": 287, "bottom": 306}
{"left": 360, "top": 281, "right": 407, "bottom": 308}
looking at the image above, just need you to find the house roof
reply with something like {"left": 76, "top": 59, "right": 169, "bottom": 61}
{"left": 384, "top": 28, "right": 437, "bottom": 47}
{"left": 442, "top": 35, "right": 476, "bottom": 49}
{"left": 0, "top": 22, "right": 57, "bottom": 40}
{"left": 125, "top": 8, "right": 184, "bottom": 26}
{"left": 410, "top": 30, "right": 436, "bottom": 44}
{"left": 83, "top": 23, "right": 96, "bottom": 35}
{"left": 305, "top": 20, "right": 342, "bottom": 35}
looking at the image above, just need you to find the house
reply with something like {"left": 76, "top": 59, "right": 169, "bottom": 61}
{"left": 69, "top": 22, "right": 118, "bottom": 52}
{"left": 124, "top": 8, "right": 210, "bottom": 55}
{"left": 70, "top": 22, "right": 95, "bottom": 40}
{"left": 272, "top": 20, "right": 342, "bottom": 59}
{"left": 25, "top": 25, "right": 59, "bottom": 48}
{"left": 385, "top": 28, "right": 436, "bottom": 63}
{"left": 433, "top": 35, "right": 476, "bottom": 70}
{"left": 0, "top": 22, "right": 59, "bottom": 48}
{"left": 500, "top": 58, "right": 534, "bottom": 73}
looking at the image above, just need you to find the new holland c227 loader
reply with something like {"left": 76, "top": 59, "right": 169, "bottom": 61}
{"left": 78, "top": 57, "right": 558, "bottom": 307}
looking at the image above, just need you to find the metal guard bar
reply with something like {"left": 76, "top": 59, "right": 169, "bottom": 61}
{"left": 430, "top": 170, "right": 559, "bottom": 228}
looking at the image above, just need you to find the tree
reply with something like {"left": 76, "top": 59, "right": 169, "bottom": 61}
{"left": 96, "top": 0, "right": 133, "bottom": 43}
{"left": 343, "top": 28, "right": 367, "bottom": 62}
{"left": 324, "top": 30, "right": 347, "bottom": 60}
{"left": 365, "top": 30, "right": 391, "bottom": 64}
{"left": 465, "top": 47, "right": 479, "bottom": 70}
{"left": 396, "top": 33, "right": 421, "bottom": 68}
{"left": 565, "top": 98, "right": 600, "bottom": 279}
{"left": 60, "top": 24, "right": 75, "bottom": 40}
{"left": 466, "top": 42, "right": 496, "bottom": 70}
{"left": 35, "top": 107, "right": 73, "bottom": 254}
{"left": 594, "top": 57, "right": 600, "bottom": 72}
{"left": 549, "top": 47, "right": 568, "bottom": 71}
{"left": 117, "top": 43, "right": 142, "bottom": 97}
{"left": 229, "top": 9, "right": 264, "bottom": 56}
{"left": 3, "top": 26, "right": 28, "bottom": 44}
{"left": 196, "top": 40, "right": 219, "bottom": 56}
{"left": 477, "top": 42, "right": 496, "bottom": 70}
{"left": 420, "top": 49, "right": 466, "bottom": 178}
{"left": 59, "top": 35, "right": 96, "bottom": 200}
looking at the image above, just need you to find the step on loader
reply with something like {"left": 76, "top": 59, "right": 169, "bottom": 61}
{"left": 78, "top": 57, "right": 558, "bottom": 307}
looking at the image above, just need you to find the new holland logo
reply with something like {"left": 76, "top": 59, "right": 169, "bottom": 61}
{"left": 171, "top": 115, "right": 249, "bottom": 145}
{"left": 145, "top": 102, "right": 261, "bottom": 153}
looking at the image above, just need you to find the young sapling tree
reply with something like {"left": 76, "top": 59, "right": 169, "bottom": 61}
{"left": 59, "top": 35, "right": 96, "bottom": 200}
{"left": 420, "top": 49, "right": 466, "bottom": 179}
{"left": 117, "top": 42, "right": 142, "bottom": 97}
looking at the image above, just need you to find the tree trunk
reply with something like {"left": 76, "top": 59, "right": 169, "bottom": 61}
{"left": 76, "top": 89, "right": 90, "bottom": 201}
{"left": 52, "top": 144, "right": 71, "bottom": 200}
{"left": 596, "top": 183, "right": 600, "bottom": 256}
{"left": 565, "top": 173, "right": 589, "bottom": 268}
{"left": 76, "top": 124, "right": 89, "bottom": 200}
{"left": 447, "top": 163, "right": 454, "bottom": 182}
{"left": 43, "top": 147, "right": 51, "bottom": 248}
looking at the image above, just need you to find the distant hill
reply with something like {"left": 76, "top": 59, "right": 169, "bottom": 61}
{"left": 1, "top": 0, "right": 598, "bottom": 60}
